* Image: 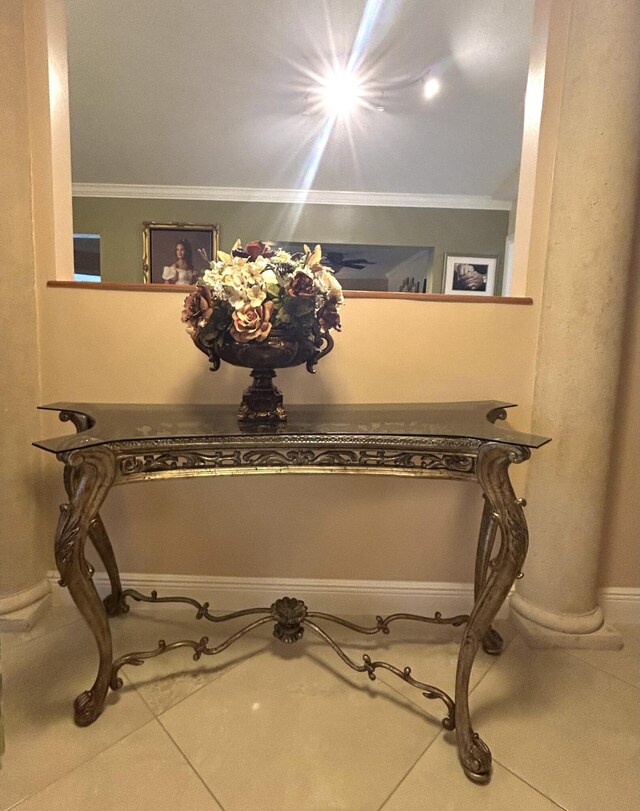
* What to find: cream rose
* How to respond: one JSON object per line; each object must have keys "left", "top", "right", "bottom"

{"left": 230, "top": 300, "right": 275, "bottom": 343}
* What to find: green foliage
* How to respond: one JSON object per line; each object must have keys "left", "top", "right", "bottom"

{"left": 274, "top": 308, "right": 291, "bottom": 326}
{"left": 200, "top": 300, "right": 232, "bottom": 340}
{"left": 272, "top": 293, "right": 316, "bottom": 335}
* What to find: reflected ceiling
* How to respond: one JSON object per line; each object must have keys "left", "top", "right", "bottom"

{"left": 66, "top": 0, "right": 534, "bottom": 199}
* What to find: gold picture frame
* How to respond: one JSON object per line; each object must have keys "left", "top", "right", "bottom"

{"left": 143, "top": 222, "right": 219, "bottom": 284}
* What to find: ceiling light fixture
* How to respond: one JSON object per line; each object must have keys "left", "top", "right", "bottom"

{"left": 318, "top": 69, "right": 364, "bottom": 116}
{"left": 304, "top": 65, "right": 443, "bottom": 117}
{"left": 423, "top": 76, "right": 441, "bottom": 100}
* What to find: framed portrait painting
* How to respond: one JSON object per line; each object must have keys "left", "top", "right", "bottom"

{"left": 442, "top": 254, "right": 499, "bottom": 296}
{"left": 143, "top": 222, "right": 219, "bottom": 285}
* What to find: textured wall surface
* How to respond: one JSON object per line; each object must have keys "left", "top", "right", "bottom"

{"left": 3, "top": 0, "right": 638, "bottom": 612}
{"left": 600, "top": 236, "right": 640, "bottom": 587}
{"left": 0, "top": 1, "right": 49, "bottom": 601}
{"left": 38, "top": 289, "right": 538, "bottom": 581}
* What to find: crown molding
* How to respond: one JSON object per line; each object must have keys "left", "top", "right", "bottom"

{"left": 72, "top": 183, "right": 513, "bottom": 211}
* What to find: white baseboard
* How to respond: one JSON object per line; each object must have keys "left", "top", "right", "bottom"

{"left": 47, "top": 571, "right": 494, "bottom": 618}
{"left": 599, "top": 588, "right": 640, "bottom": 625}
{"left": 47, "top": 572, "right": 639, "bottom": 624}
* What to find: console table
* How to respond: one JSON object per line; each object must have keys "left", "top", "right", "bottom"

{"left": 34, "top": 401, "right": 549, "bottom": 784}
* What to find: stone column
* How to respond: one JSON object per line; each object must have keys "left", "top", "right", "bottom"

{"left": 510, "top": 0, "right": 640, "bottom": 648}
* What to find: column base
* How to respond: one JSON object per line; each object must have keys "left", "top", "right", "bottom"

{"left": 0, "top": 578, "right": 52, "bottom": 631}
{"left": 0, "top": 592, "right": 51, "bottom": 631}
{"left": 510, "top": 596, "right": 622, "bottom": 650}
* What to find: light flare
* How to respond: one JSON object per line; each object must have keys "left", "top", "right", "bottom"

{"left": 318, "top": 69, "right": 364, "bottom": 116}
{"left": 273, "top": 0, "right": 392, "bottom": 237}
{"left": 423, "top": 77, "right": 441, "bottom": 100}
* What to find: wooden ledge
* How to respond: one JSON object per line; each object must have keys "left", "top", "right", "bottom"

{"left": 47, "top": 281, "right": 533, "bottom": 305}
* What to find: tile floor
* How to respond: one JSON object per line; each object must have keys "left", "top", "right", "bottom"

{"left": 1, "top": 602, "right": 638, "bottom": 810}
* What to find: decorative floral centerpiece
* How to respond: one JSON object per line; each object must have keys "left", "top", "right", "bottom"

{"left": 182, "top": 240, "right": 344, "bottom": 422}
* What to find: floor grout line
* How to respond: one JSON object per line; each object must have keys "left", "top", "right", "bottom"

{"left": 129, "top": 642, "right": 272, "bottom": 719}
{"left": 493, "top": 757, "right": 570, "bottom": 810}
{"left": 342, "top": 623, "right": 517, "bottom": 715}
{"left": 375, "top": 732, "right": 444, "bottom": 811}
{"left": 4, "top": 718, "right": 160, "bottom": 811}
{"left": 0, "top": 682, "right": 153, "bottom": 811}
{"left": 107, "top": 601, "right": 274, "bottom": 718}
{"left": 377, "top": 731, "right": 444, "bottom": 811}
{"left": 157, "top": 720, "right": 228, "bottom": 810}
{"left": 149, "top": 635, "right": 445, "bottom": 810}
{"left": 1, "top": 615, "right": 84, "bottom": 653}
{"left": 560, "top": 648, "right": 640, "bottom": 691}
{"left": 7, "top": 716, "right": 225, "bottom": 811}
{"left": 8, "top": 614, "right": 637, "bottom": 810}
{"left": 463, "top": 627, "right": 520, "bottom": 696}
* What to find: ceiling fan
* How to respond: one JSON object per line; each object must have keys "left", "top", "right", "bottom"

{"left": 323, "top": 252, "right": 377, "bottom": 274}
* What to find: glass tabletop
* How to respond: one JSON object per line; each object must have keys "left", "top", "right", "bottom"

{"left": 33, "top": 402, "right": 551, "bottom": 454}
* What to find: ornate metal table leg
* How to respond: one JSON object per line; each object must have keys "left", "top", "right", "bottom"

{"left": 56, "top": 446, "right": 117, "bottom": 726}
{"left": 455, "top": 443, "right": 529, "bottom": 783}
{"left": 89, "top": 515, "right": 128, "bottom": 616}
{"left": 64, "top": 466, "right": 127, "bottom": 617}
{"left": 475, "top": 495, "right": 503, "bottom": 655}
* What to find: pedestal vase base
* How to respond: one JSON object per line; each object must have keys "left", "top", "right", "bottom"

{"left": 238, "top": 369, "right": 287, "bottom": 422}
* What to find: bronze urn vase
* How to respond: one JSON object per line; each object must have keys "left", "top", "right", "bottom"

{"left": 194, "top": 328, "right": 334, "bottom": 422}
{"left": 183, "top": 239, "right": 343, "bottom": 424}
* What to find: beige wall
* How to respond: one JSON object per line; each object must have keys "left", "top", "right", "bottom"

{"left": 72, "top": 197, "right": 509, "bottom": 293}
{"left": 3, "top": 0, "right": 638, "bottom": 610}
{"left": 38, "top": 290, "right": 538, "bottom": 581}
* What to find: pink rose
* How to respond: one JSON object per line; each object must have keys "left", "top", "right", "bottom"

{"left": 181, "top": 286, "right": 214, "bottom": 335}
{"left": 245, "top": 241, "right": 274, "bottom": 261}
{"left": 286, "top": 270, "right": 315, "bottom": 298}
{"left": 317, "top": 300, "right": 341, "bottom": 331}
{"left": 231, "top": 241, "right": 274, "bottom": 261}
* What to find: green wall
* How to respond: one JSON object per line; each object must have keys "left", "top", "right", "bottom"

{"left": 72, "top": 197, "right": 510, "bottom": 292}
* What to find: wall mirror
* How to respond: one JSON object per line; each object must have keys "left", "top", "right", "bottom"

{"left": 66, "top": 0, "right": 535, "bottom": 296}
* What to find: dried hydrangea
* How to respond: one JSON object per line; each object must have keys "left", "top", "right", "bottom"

{"left": 183, "top": 239, "right": 344, "bottom": 345}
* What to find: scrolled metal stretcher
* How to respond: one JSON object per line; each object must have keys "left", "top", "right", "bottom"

{"left": 34, "top": 400, "right": 549, "bottom": 784}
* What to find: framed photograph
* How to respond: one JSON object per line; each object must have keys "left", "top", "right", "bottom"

{"left": 442, "top": 254, "right": 499, "bottom": 296}
{"left": 143, "top": 222, "right": 219, "bottom": 284}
